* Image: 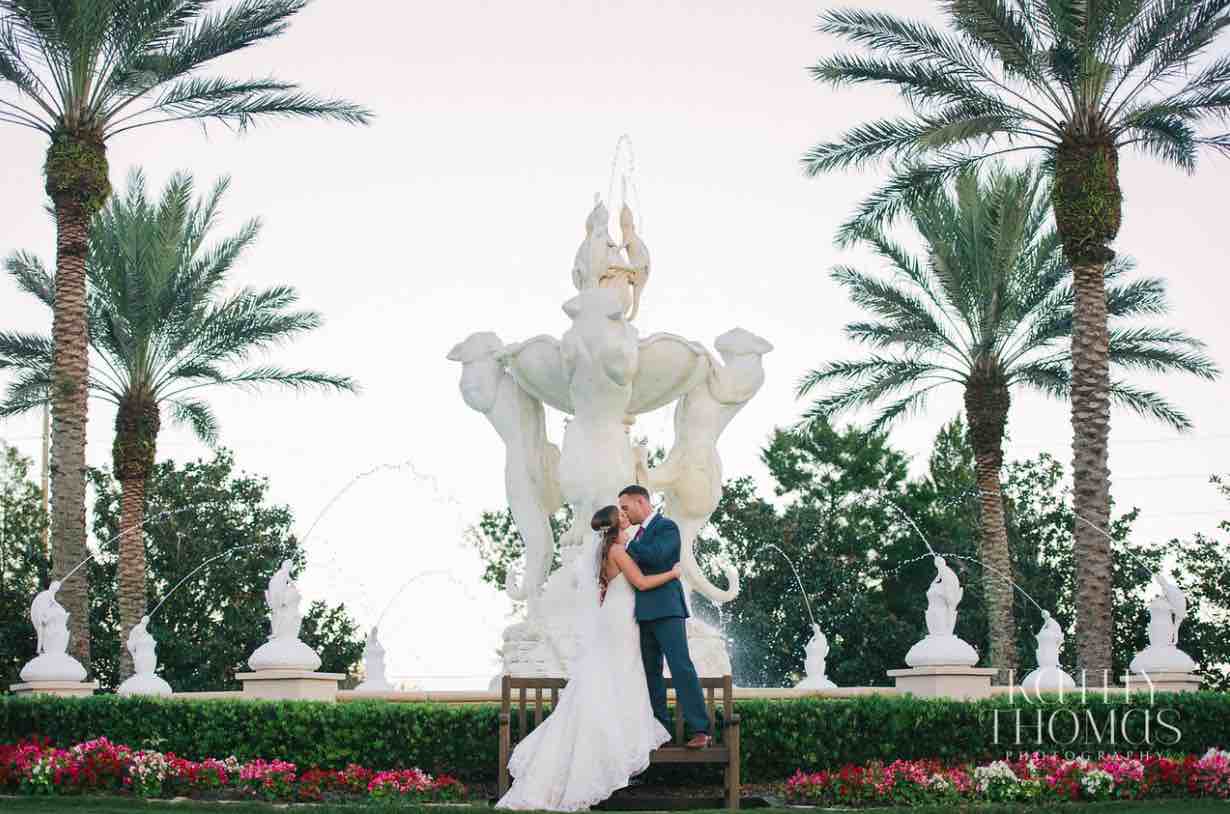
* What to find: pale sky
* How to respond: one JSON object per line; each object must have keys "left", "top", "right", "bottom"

{"left": 1, "top": 1, "right": 1227, "bottom": 689}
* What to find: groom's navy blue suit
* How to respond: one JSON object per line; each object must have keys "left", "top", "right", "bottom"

{"left": 626, "top": 512, "right": 709, "bottom": 737}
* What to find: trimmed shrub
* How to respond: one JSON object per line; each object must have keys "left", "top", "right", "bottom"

{"left": 2, "top": 691, "right": 1227, "bottom": 784}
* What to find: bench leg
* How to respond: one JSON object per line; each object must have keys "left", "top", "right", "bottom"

{"left": 727, "top": 725, "right": 740, "bottom": 809}
{"left": 498, "top": 717, "right": 510, "bottom": 798}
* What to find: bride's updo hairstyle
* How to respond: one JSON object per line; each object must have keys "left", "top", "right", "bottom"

{"left": 591, "top": 505, "right": 621, "bottom": 598}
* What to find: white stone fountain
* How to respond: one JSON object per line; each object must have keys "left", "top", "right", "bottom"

{"left": 452, "top": 192, "right": 771, "bottom": 680}
{"left": 795, "top": 624, "right": 837, "bottom": 689}
{"left": 888, "top": 556, "right": 996, "bottom": 698}
{"left": 11, "top": 580, "right": 98, "bottom": 697}
{"left": 1124, "top": 573, "right": 1201, "bottom": 692}
{"left": 117, "top": 616, "right": 173, "bottom": 697}
{"left": 1020, "top": 610, "right": 1076, "bottom": 693}
{"left": 237, "top": 560, "right": 343, "bottom": 700}
{"left": 354, "top": 626, "right": 396, "bottom": 692}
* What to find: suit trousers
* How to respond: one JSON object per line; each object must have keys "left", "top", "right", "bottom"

{"left": 638, "top": 616, "right": 709, "bottom": 736}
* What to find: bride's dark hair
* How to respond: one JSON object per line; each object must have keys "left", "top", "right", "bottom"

{"left": 591, "top": 505, "right": 621, "bottom": 599}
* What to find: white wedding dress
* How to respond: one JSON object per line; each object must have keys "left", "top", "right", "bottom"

{"left": 496, "top": 572, "right": 672, "bottom": 811}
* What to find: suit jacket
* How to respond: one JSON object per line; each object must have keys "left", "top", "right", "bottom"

{"left": 626, "top": 512, "right": 688, "bottom": 622}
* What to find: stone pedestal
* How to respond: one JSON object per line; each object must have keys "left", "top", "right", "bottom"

{"left": 236, "top": 670, "right": 343, "bottom": 701}
{"left": 1122, "top": 671, "right": 1202, "bottom": 693}
{"left": 888, "top": 666, "right": 998, "bottom": 700}
{"left": 10, "top": 681, "right": 98, "bottom": 697}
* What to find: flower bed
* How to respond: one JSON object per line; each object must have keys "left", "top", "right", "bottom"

{"left": 784, "top": 749, "right": 1230, "bottom": 807}
{"left": 0, "top": 737, "right": 466, "bottom": 803}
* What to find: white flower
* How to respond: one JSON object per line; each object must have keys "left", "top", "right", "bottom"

{"left": 974, "top": 761, "right": 1018, "bottom": 793}
{"left": 928, "top": 774, "right": 951, "bottom": 791}
{"left": 1081, "top": 768, "right": 1114, "bottom": 797}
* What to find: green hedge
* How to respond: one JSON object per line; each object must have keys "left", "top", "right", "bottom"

{"left": 2, "top": 692, "right": 1228, "bottom": 784}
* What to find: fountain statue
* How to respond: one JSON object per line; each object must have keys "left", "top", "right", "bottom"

{"left": 1130, "top": 573, "right": 1197, "bottom": 674}
{"left": 354, "top": 626, "right": 396, "bottom": 692}
{"left": 1020, "top": 610, "right": 1075, "bottom": 692}
{"left": 448, "top": 332, "right": 562, "bottom": 603}
{"left": 795, "top": 624, "right": 837, "bottom": 689}
{"left": 20, "top": 581, "right": 88, "bottom": 682}
{"left": 454, "top": 192, "right": 769, "bottom": 678}
{"left": 904, "top": 556, "right": 979, "bottom": 667}
{"left": 248, "top": 560, "right": 322, "bottom": 671}
{"left": 117, "top": 616, "right": 173, "bottom": 696}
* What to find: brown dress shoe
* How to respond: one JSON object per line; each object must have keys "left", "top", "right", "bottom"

{"left": 685, "top": 733, "right": 711, "bottom": 750}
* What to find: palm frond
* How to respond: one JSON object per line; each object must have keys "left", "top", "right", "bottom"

{"left": 164, "top": 365, "right": 356, "bottom": 397}
{"left": 1104, "top": 276, "right": 1168, "bottom": 317}
{"left": 830, "top": 265, "right": 950, "bottom": 341}
{"left": 818, "top": 8, "right": 989, "bottom": 78}
{"left": 1107, "top": 380, "right": 1194, "bottom": 430}
{"left": 0, "top": 330, "right": 52, "bottom": 372}
{"left": 168, "top": 397, "right": 219, "bottom": 445}
{"left": 944, "top": 0, "right": 1041, "bottom": 77}
{"left": 1108, "top": 327, "right": 1221, "bottom": 378}
{"left": 3, "top": 249, "right": 54, "bottom": 305}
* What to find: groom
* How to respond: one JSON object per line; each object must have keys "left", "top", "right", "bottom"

{"left": 618, "top": 485, "right": 711, "bottom": 749}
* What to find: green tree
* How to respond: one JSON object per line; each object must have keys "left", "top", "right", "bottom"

{"left": 469, "top": 506, "right": 570, "bottom": 602}
{"left": 1168, "top": 475, "right": 1230, "bottom": 691}
{"left": 795, "top": 164, "right": 1215, "bottom": 680}
{"left": 804, "top": 0, "right": 1230, "bottom": 676}
{"left": 2, "top": 169, "right": 355, "bottom": 678}
{"left": 86, "top": 449, "right": 363, "bottom": 691}
{"left": 700, "top": 421, "right": 933, "bottom": 687}
{"left": 0, "top": 0, "right": 370, "bottom": 666}
{"left": 0, "top": 441, "right": 50, "bottom": 685}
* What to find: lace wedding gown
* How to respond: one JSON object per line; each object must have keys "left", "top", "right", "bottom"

{"left": 496, "top": 572, "right": 672, "bottom": 811}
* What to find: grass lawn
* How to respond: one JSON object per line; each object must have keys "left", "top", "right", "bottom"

{"left": 3, "top": 798, "right": 1229, "bottom": 813}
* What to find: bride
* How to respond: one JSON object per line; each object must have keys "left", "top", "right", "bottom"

{"left": 496, "top": 505, "right": 681, "bottom": 811}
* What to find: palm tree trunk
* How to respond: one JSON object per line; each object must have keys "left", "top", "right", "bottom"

{"left": 1052, "top": 137, "right": 1120, "bottom": 684}
{"left": 964, "top": 374, "right": 1016, "bottom": 683}
{"left": 44, "top": 130, "right": 111, "bottom": 671}
{"left": 113, "top": 397, "right": 159, "bottom": 681}
{"left": 117, "top": 474, "right": 147, "bottom": 680}
{"left": 1070, "top": 260, "right": 1113, "bottom": 682}
{"left": 47, "top": 192, "right": 93, "bottom": 669}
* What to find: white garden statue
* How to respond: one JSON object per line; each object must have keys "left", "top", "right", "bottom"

{"left": 1130, "top": 573, "right": 1197, "bottom": 674}
{"left": 117, "top": 616, "right": 173, "bottom": 696}
{"left": 642, "top": 327, "right": 772, "bottom": 604}
{"left": 448, "top": 331, "right": 562, "bottom": 602}
{"left": 355, "top": 626, "right": 396, "bottom": 692}
{"left": 454, "top": 190, "right": 768, "bottom": 679}
{"left": 904, "top": 556, "right": 979, "bottom": 667}
{"left": 1020, "top": 611, "right": 1076, "bottom": 692}
{"left": 795, "top": 624, "right": 837, "bottom": 690}
{"left": 20, "top": 581, "right": 88, "bottom": 682}
{"left": 248, "top": 560, "right": 322, "bottom": 671}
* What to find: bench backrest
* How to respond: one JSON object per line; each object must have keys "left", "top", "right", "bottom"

{"left": 500, "top": 675, "right": 734, "bottom": 747}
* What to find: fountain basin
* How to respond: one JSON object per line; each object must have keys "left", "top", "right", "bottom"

{"left": 118, "top": 672, "right": 174, "bottom": 697}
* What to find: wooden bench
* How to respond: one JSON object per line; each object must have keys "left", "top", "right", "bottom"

{"left": 498, "top": 675, "right": 741, "bottom": 809}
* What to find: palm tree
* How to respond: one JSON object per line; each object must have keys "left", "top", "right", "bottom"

{"left": 795, "top": 164, "right": 1218, "bottom": 680}
{"left": 0, "top": 0, "right": 369, "bottom": 664}
{"left": 802, "top": 1, "right": 1230, "bottom": 676}
{"left": 1, "top": 169, "right": 356, "bottom": 678}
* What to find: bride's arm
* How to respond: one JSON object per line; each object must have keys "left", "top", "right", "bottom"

{"left": 610, "top": 545, "right": 681, "bottom": 591}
